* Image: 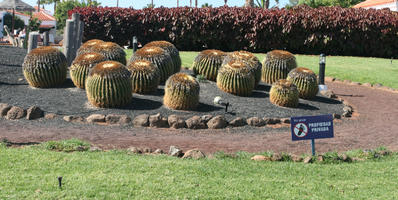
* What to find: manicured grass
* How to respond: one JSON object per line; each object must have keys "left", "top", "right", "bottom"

{"left": 125, "top": 50, "right": 398, "bottom": 88}
{"left": 1, "top": 144, "right": 398, "bottom": 199}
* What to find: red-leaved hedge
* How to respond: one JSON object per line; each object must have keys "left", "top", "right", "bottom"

{"left": 71, "top": 6, "right": 398, "bottom": 58}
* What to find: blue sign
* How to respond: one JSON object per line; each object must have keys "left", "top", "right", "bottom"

{"left": 291, "top": 114, "right": 334, "bottom": 141}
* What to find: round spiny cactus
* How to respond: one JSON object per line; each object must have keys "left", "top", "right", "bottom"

{"left": 192, "top": 49, "right": 226, "bottom": 81}
{"left": 144, "top": 41, "right": 181, "bottom": 73}
{"left": 77, "top": 39, "right": 104, "bottom": 56}
{"left": 130, "top": 46, "right": 174, "bottom": 82}
{"left": 164, "top": 73, "right": 200, "bottom": 110}
{"left": 22, "top": 46, "right": 68, "bottom": 88}
{"left": 216, "top": 60, "right": 255, "bottom": 96}
{"left": 223, "top": 50, "right": 262, "bottom": 87}
{"left": 91, "top": 42, "right": 126, "bottom": 65}
{"left": 70, "top": 52, "right": 107, "bottom": 89}
{"left": 127, "top": 60, "right": 160, "bottom": 94}
{"left": 287, "top": 67, "right": 319, "bottom": 99}
{"left": 269, "top": 79, "right": 299, "bottom": 108}
{"left": 86, "top": 61, "right": 132, "bottom": 108}
{"left": 261, "top": 50, "right": 297, "bottom": 84}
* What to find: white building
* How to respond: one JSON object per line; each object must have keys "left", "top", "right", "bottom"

{"left": 353, "top": 0, "right": 398, "bottom": 11}
{"left": 0, "top": 10, "right": 30, "bottom": 38}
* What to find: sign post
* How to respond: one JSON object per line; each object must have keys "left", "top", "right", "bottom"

{"left": 291, "top": 114, "right": 334, "bottom": 156}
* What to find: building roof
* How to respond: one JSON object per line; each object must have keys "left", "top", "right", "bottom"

{"left": 353, "top": 0, "right": 396, "bottom": 8}
{"left": 33, "top": 10, "right": 55, "bottom": 21}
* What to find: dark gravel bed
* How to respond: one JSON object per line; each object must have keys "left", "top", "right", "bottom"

{"left": 0, "top": 47, "right": 344, "bottom": 121}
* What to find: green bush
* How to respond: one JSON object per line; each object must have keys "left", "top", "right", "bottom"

{"left": 41, "top": 139, "right": 90, "bottom": 152}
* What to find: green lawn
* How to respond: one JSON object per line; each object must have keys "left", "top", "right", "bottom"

{"left": 126, "top": 50, "right": 398, "bottom": 89}
{"left": 1, "top": 143, "right": 398, "bottom": 199}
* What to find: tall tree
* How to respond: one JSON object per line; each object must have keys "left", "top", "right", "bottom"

{"left": 40, "top": 0, "right": 61, "bottom": 14}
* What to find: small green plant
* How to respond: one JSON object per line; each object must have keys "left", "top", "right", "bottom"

{"left": 41, "top": 139, "right": 90, "bottom": 152}
{"left": 195, "top": 74, "right": 207, "bottom": 82}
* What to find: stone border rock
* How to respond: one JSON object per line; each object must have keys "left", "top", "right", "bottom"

{"left": 0, "top": 87, "right": 355, "bottom": 129}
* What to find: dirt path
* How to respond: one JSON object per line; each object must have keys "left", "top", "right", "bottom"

{"left": 1, "top": 81, "right": 398, "bottom": 154}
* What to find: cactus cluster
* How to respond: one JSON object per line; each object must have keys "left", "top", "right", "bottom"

{"left": 269, "top": 79, "right": 299, "bottom": 108}
{"left": 130, "top": 46, "right": 174, "bottom": 82}
{"left": 127, "top": 60, "right": 161, "bottom": 94}
{"left": 287, "top": 67, "right": 319, "bottom": 99}
{"left": 192, "top": 49, "right": 226, "bottom": 81}
{"left": 91, "top": 42, "right": 126, "bottom": 65}
{"left": 85, "top": 61, "right": 132, "bottom": 108}
{"left": 216, "top": 60, "right": 255, "bottom": 96}
{"left": 261, "top": 50, "right": 297, "bottom": 84}
{"left": 77, "top": 39, "right": 104, "bottom": 56}
{"left": 22, "top": 46, "right": 68, "bottom": 88}
{"left": 70, "top": 52, "right": 107, "bottom": 89}
{"left": 164, "top": 73, "right": 200, "bottom": 110}
{"left": 144, "top": 41, "right": 181, "bottom": 73}
{"left": 223, "top": 50, "right": 262, "bottom": 87}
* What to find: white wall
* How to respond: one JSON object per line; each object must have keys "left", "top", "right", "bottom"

{"left": 367, "top": 2, "right": 398, "bottom": 11}
{"left": 0, "top": 11, "right": 5, "bottom": 38}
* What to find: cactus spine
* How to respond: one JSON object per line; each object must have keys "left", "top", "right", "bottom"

{"left": 91, "top": 42, "right": 127, "bottom": 65}
{"left": 85, "top": 61, "right": 132, "bottom": 108}
{"left": 70, "top": 52, "right": 107, "bottom": 89}
{"left": 164, "top": 73, "right": 200, "bottom": 110}
{"left": 269, "top": 79, "right": 299, "bottom": 108}
{"left": 287, "top": 67, "right": 319, "bottom": 99}
{"left": 22, "top": 46, "right": 68, "bottom": 88}
{"left": 223, "top": 50, "right": 262, "bottom": 87}
{"left": 144, "top": 41, "right": 181, "bottom": 73}
{"left": 127, "top": 60, "right": 161, "bottom": 94}
{"left": 77, "top": 39, "right": 104, "bottom": 56}
{"left": 192, "top": 49, "right": 226, "bottom": 81}
{"left": 261, "top": 50, "right": 297, "bottom": 84}
{"left": 130, "top": 46, "right": 174, "bottom": 82}
{"left": 216, "top": 60, "right": 255, "bottom": 96}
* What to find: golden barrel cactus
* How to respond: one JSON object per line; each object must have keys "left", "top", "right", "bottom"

{"left": 216, "top": 60, "right": 255, "bottom": 96}
{"left": 261, "top": 50, "right": 297, "bottom": 84}
{"left": 223, "top": 50, "right": 262, "bottom": 87}
{"left": 85, "top": 61, "right": 132, "bottom": 108}
{"left": 192, "top": 49, "right": 226, "bottom": 81}
{"left": 130, "top": 46, "right": 174, "bottom": 82}
{"left": 22, "top": 46, "right": 68, "bottom": 88}
{"left": 287, "top": 67, "right": 319, "bottom": 99}
{"left": 269, "top": 79, "right": 299, "bottom": 108}
{"left": 70, "top": 52, "right": 107, "bottom": 89}
{"left": 127, "top": 60, "right": 161, "bottom": 94}
{"left": 77, "top": 39, "right": 104, "bottom": 56}
{"left": 164, "top": 73, "right": 200, "bottom": 110}
{"left": 144, "top": 41, "right": 181, "bottom": 73}
{"left": 91, "top": 42, "right": 126, "bottom": 65}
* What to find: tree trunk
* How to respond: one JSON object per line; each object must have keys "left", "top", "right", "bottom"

{"left": 177, "top": 0, "right": 179, "bottom": 7}
{"left": 190, "top": 0, "right": 192, "bottom": 7}
{"left": 265, "top": 0, "right": 270, "bottom": 8}
{"left": 54, "top": 1, "right": 57, "bottom": 14}
{"left": 37, "top": 0, "right": 40, "bottom": 12}
{"left": 195, "top": 0, "right": 197, "bottom": 7}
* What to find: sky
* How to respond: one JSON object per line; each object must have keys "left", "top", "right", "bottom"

{"left": 22, "top": 0, "right": 288, "bottom": 14}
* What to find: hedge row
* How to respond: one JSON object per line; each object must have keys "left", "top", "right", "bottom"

{"left": 71, "top": 6, "right": 398, "bottom": 58}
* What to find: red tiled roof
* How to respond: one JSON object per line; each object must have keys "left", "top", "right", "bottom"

{"left": 33, "top": 11, "right": 56, "bottom": 21}
{"left": 353, "top": 0, "right": 396, "bottom": 8}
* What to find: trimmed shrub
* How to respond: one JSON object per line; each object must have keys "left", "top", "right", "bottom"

{"left": 72, "top": 6, "right": 398, "bottom": 58}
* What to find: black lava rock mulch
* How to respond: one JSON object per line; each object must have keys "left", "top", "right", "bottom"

{"left": 0, "top": 47, "right": 344, "bottom": 121}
